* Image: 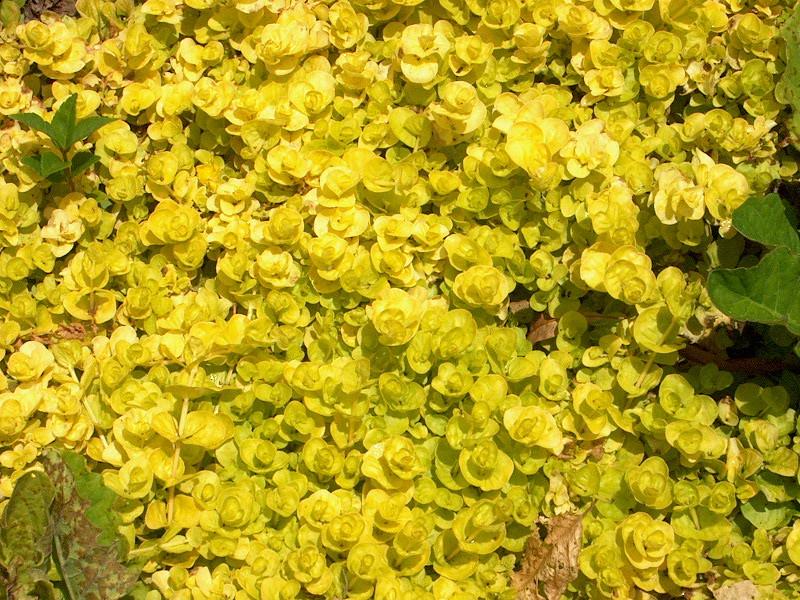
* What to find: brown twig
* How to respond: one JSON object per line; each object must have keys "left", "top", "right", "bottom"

{"left": 12, "top": 323, "right": 87, "bottom": 350}
{"left": 678, "top": 344, "right": 800, "bottom": 374}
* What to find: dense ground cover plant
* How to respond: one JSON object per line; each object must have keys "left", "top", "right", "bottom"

{"left": 1, "top": 0, "right": 800, "bottom": 598}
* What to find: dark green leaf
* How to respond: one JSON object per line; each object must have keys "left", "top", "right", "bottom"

{"left": 731, "top": 193, "right": 800, "bottom": 252}
{"left": 42, "top": 450, "right": 139, "bottom": 600}
{"left": 39, "top": 152, "right": 70, "bottom": 177}
{"left": 708, "top": 247, "right": 800, "bottom": 335}
{"left": 46, "top": 170, "right": 69, "bottom": 184}
{"left": 20, "top": 152, "right": 69, "bottom": 178}
{"left": 71, "top": 116, "right": 115, "bottom": 145}
{"left": 20, "top": 154, "right": 46, "bottom": 177}
{"left": 49, "top": 94, "right": 78, "bottom": 151}
{"left": 9, "top": 112, "right": 56, "bottom": 140}
{"left": 20, "top": 151, "right": 73, "bottom": 181}
{"left": 71, "top": 151, "right": 101, "bottom": 177}
{"left": 0, "top": 470, "right": 55, "bottom": 596}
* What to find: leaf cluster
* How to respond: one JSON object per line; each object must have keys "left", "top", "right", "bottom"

{"left": 10, "top": 94, "right": 113, "bottom": 185}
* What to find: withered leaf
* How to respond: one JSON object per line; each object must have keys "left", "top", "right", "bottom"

{"left": 512, "top": 511, "right": 584, "bottom": 600}
{"left": 0, "top": 470, "right": 55, "bottom": 599}
{"left": 42, "top": 450, "right": 139, "bottom": 600}
{"left": 21, "top": 0, "right": 76, "bottom": 21}
{"left": 527, "top": 314, "right": 559, "bottom": 345}
{"left": 509, "top": 299, "right": 532, "bottom": 315}
{"left": 712, "top": 581, "right": 759, "bottom": 600}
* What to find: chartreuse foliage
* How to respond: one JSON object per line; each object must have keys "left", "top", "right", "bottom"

{"left": 1, "top": 0, "right": 800, "bottom": 599}
{"left": 708, "top": 193, "right": 800, "bottom": 347}
{"left": 0, "top": 449, "right": 138, "bottom": 600}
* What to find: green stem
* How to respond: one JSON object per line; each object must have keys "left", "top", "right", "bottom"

{"left": 167, "top": 396, "right": 190, "bottom": 524}
{"left": 53, "top": 530, "right": 78, "bottom": 600}
{"left": 635, "top": 316, "right": 680, "bottom": 389}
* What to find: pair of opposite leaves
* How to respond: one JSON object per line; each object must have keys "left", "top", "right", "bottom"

{"left": 10, "top": 94, "right": 113, "bottom": 183}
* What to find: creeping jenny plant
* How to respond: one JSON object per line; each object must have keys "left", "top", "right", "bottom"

{"left": 2, "top": 0, "right": 800, "bottom": 599}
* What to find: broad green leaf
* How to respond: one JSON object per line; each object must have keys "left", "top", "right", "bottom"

{"left": 781, "top": 3, "right": 800, "bottom": 142}
{"left": 46, "top": 170, "right": 70, "bottom": 184}
{"left": 707, "top": 246, "right": 800, "bottom": 335}
{"left": 10, "top": 95, "right": 114, "bottom": 153}
{"left": 20, "top": 154, "right": 46, "bottom": 177}
{"left": 20, "top": 152, "right": 70, "bottom": 179}
{"left": 731, "top": 193, "right": 800, "bottom": 252}
{"left": 71, "top": 151, "right": 101, "bottom": 177}
{"left": 9, "top": 112, "right": 56, "bottom": 140}
{"left": 42, "top": 450, "right": 139, "bottom": 600}
{"left": 49, "top": 94, "right": 78, "bottom": 151}
{"left": 71, "top": 116, "right": 115, "bottom": 145}
{"left": 0, "top": 470, "right": 55, "bottom": 596}
{"left": 39, "top": 152, "right": 70, "bottom": 177}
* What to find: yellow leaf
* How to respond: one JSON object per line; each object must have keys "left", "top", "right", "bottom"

{"left": 62, "top": 290, "right": 117, "bottom": 323}
{"left": 181, "top": 411, "right": 234, "bottom": 449}
{"left": 151, "top": 411, "right": 179, "bottom": 443}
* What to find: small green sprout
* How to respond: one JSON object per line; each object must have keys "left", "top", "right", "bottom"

{"left": 10, "top": 93, "right": 114, "bottom": 186}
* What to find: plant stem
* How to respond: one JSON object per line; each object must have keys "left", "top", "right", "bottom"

{"left": 635, "top": 316, "right": 679, "bottom": 389}
{"left": 167, "top": 396, "right": 190, "bottom": 524}
{"left": 53, "top": 529, "right": 78, "bottom": 600}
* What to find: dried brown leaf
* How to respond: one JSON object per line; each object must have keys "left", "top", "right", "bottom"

{"left": 712, "top": 581, "right": 758, "bottom": 600}
{"left": 512, "top": 511, "right": 584, "bottom": 600}
{"left": 588, "top": 439, "right": 605, "bottom": 461}
{"left": 509, "top": 299, "right": 531, "bottom": 315}
{"left": 527, "top": 314, "right": 559, "bottom": 345}
{"left": 21, "top": 0, "right": 76, "bottom": 20}
{"left": 13, "top": 323, "right": 86, "bottom": 350}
